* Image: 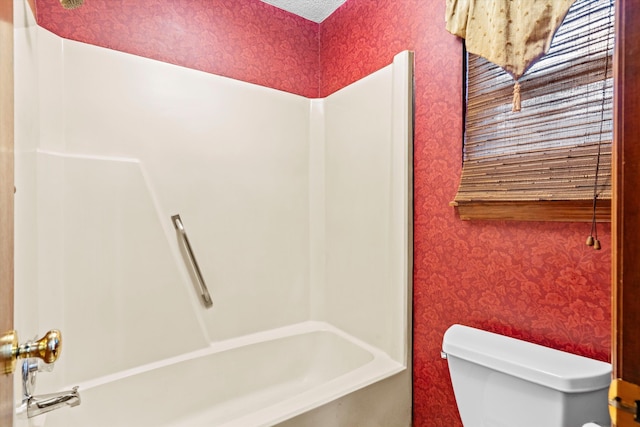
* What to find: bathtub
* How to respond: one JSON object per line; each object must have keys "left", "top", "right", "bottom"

{"left": 39, "top": 322, "right": 405, "bottom": 427}
{"left": 14, "top": 5, "right": 413, "bottom": 424}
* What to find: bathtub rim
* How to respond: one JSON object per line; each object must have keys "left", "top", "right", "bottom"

{"left": 50, "top": 320, "right": 405, "bottom": 427}
{"left": 69, "top": 320, "right": 406, "bottom": 392}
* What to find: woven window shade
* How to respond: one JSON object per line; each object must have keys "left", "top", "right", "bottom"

{"left": 452, "top": 0, "right": 614, "bottom": 221}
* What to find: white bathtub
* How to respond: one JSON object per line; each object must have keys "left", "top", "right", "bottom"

{"left": 14, "top": 6, "right": 413, "bottom": 424}
{"left": 39, "top": 322, "right": 404, "bottom": 427}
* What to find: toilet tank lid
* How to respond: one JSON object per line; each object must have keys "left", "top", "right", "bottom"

{"left": 442, "top": 325, "right": 611, "bottom": 393}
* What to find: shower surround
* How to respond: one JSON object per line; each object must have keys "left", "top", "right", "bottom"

{"left": 13, "top": 3, "right": 413, "bottom": 425}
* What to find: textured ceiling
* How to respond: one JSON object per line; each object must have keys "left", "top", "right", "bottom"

{"left": 260, "top": 0, "right": 346, "bottom": 23}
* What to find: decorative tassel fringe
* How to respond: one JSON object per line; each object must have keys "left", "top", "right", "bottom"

{"left": 512, "top": 81, "right": 521, "bottom": 112}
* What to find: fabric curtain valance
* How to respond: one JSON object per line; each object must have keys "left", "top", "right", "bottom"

{"left": 445, "top": 0, "right": 575, "bottom": 110}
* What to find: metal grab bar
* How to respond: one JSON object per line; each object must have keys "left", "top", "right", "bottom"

{"left": 171, "top": 214, "right": 213, "bottom": 308}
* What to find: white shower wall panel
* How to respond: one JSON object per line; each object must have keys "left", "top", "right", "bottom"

{"left": 321, "top": 65, "right": 396, "bottom": 358}
{"left": 12, "top": 24, "right": 313, "bottom": 386}
{"left": 36, "top": 28, "right": 65, "bottom": 152}
{"left": 58, "top": 155, "right": 208, "bottom": 385}
{"left": 13, "top": 2, "right": 39, "bottom": 342}
{"left": 16, "top": 21, "right": 411, "bottom": 399}
{"left": 58, "top": 34, "right": 312, "bottom": 344}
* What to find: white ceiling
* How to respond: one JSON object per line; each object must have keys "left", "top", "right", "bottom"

{"left": 260, "top": 0, "right": 347, "bottom": 23}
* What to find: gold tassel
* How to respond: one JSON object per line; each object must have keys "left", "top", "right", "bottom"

{"left": 512, "top": 81, "right": 521, "bottom": 112}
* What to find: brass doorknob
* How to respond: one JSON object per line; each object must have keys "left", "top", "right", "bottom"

{"left": 1, "top": 330, "right": 62, "bottom": 375}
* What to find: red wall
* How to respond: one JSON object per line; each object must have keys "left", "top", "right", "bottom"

{"left": 33, "top": 0, "right": 319, "bottom": 98}
{"left": 320, "top": 2, "right": 611, "bottom": 425}
{"left": 34, "top": 1, "right": 612, "bottom": 425}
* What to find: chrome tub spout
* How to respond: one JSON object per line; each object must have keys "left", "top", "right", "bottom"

{"left": 27, "top": 386, "right": 81, "bottom": 418}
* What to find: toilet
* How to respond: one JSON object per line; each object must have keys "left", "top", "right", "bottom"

{"left": 442, "top": 324, "right": 612, "bottom": 427}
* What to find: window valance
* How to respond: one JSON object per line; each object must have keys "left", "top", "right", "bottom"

{"left": 445, "top": 0, "right": 575, "bottom": 110}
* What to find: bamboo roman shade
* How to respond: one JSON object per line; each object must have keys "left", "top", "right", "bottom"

{"left": 452, "top": 0, "right": 614, "bottom": 220}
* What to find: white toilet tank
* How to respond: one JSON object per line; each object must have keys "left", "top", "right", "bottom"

{"left": 442, "top": 324, "right": 612, "bottom": 427}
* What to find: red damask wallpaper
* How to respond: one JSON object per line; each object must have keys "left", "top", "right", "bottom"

{"left": 33, "top": 1, "right": 612, "bottom": 425}
{"left": 33, "top": 0, "right": 319, "bottom": 98}
{"left": 320, "top": 1, "right": 611, "bottom": 425}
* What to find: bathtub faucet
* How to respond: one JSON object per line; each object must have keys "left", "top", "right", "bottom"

{"left": 26, "top": 386, "right": 81, "bottom": 418}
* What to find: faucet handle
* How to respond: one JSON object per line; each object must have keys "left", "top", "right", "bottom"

{"left": 1, "top": 330, "right": 62, "bottom": 375}
{"left": 21, "top": 357, "right": 56, "bottom": 398}
{"left": 37, "top": 359, "right": 55, "bottom": 373}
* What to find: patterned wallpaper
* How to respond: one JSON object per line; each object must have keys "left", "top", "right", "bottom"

{"left": 320, "top": 1, "right": 611, "bottom": 425}
{"left": 33, "top": 0, "right": 319, "bottom": 98}
{"left": 34, "top": 0, "right": 612, "bottom": 425}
